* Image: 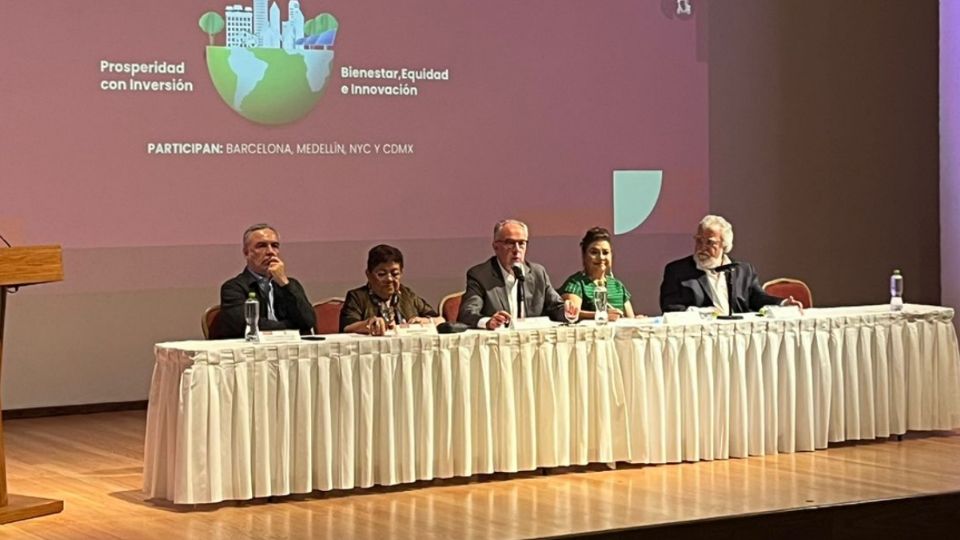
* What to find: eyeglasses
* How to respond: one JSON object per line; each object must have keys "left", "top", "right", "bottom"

{"left": 373, "top": 269, "right": 403, "bottom": 280}
{"left": 694, "top": 236, "right": 722, "bottom": 249}
{"left": 496, "top": 239, "right": 528, "bottom": 249}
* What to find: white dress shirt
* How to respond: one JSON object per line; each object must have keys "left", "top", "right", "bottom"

{"left": 477, "top": 261, "right": 524, "bottom": 329}
{"left": 696, "top": 255, "right": 731, "bottom": 315}
{"left": 247, "top": 269, "right": 277, "bottom": 321}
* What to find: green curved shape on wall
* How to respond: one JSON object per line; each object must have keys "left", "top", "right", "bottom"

{"left": 613, "top": 170, "right": 663, "bottom": 234}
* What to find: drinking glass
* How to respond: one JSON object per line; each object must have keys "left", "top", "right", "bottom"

{"left": 563, "top": 300, "right": 580, "bottom": 325}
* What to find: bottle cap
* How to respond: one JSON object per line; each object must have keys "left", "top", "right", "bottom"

{"left": 248, "top": 292, "right": 257, "bottom": 299}
{"left": 893, "top": 269, "right": 901, "bottom": 275}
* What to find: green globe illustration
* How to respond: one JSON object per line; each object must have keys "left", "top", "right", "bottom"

{"left": 206, "top": 46, "right": 334, "bottom": 125}
{"left": 198, "top": 3, "right": 339, "bottom": 126}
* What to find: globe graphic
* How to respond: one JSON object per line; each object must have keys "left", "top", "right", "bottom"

{"left": 206, "top": 46, "right": 335, "bottom": 125}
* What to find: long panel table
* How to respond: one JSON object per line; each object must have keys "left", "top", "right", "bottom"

{"left": 143, "top": 305, "right": 960, "bottom": 504}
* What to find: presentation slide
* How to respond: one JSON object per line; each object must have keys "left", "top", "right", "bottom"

{"left": 2, "top": 0, "right": 707, "bottom": 252}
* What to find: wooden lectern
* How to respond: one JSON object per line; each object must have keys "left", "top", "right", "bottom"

{"left": 0, "top": 246, "right": 65, "bottom": 523}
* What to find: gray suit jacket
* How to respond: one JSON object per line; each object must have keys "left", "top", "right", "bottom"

{"left": 458, "top": 257, "right": 566, "bottom": 327}
{"left": 659, "top": 255, "right": 783, "bottom": 313}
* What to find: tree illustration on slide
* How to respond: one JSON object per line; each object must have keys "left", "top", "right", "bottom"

{"left": 198, "top": 12, "right": 225, "bottom": 45}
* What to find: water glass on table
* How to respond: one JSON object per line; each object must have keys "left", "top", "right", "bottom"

{"left": 563, "top": 299, "right": 580, "bottom": 325}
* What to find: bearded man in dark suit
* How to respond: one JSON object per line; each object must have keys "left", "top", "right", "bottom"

{"left": 659, "top": 215, "right": 802, "bottom": 314}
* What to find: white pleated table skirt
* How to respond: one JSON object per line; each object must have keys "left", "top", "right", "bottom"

{"left": 143, "top": 304, "right": 960, "bottom": 504}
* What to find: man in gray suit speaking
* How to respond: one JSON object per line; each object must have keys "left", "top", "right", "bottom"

{"left": 458, "top": 219, "right": 567, "bottom": 329}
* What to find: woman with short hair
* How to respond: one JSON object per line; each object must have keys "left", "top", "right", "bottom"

{"left": 339, "top": 244, "right": 442, "bottom": 335}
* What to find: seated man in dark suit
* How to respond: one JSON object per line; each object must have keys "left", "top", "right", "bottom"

{"left": 210, "top": 223, "right": 316, "bottom": 339}
{"left": 659, "top": 215, "right": 802, "bottom": 314}
{"left": 458, "top": 219, "right": 567, "bottom": 329}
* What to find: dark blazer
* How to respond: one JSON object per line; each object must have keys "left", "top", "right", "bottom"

{"left": 659, "top": 255, "right": 783, "bottom": 314}
{"left": 458, "top": 257, "right": 565, "bottom": 327}
{"left": 211, "top": 269, "right": 316, "bottom": 339}
{"left": 338, "top": 284, "right": 439, "bottom": 332}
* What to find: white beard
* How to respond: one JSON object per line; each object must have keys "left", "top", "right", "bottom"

{"left": 696, "top": 252, "right": 723, "bottom": 270}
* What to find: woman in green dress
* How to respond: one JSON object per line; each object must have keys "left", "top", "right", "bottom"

{"left": 559, "top": 227, "right": 636, "bottom": 320}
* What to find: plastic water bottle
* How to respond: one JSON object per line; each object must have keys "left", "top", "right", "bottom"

{"left": 890, "top": 269, "right": 904, "bottom": 312}
{"left": 594, "top": 283, "right": 609, "bottom": 325}
{"left": 244, "top": 292, "right": 260, "bottom": 341}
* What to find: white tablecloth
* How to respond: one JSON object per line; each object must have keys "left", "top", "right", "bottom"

{"left": 143, "top": 305, "right": 960, "bottom": 504}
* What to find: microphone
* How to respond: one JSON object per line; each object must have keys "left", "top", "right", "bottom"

{"left": 713, "top": 261, "right": 743, "bottom": 320}
{"left": 713, "top": 261, "right": 739, "bottom": 273}
{"left": 512, "top": 264, "right": 526, "bottom": 320}
{"left": 437, "top": 321, "right": 469, "bottom": 334}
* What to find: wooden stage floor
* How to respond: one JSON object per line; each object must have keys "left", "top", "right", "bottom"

{"left": 0, "top": 411, "right": 959, "bottom": 539}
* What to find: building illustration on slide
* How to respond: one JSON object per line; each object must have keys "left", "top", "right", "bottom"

{"left": 198, "top": 1, "right": 339, "bottom": 125}
{"left": 223, "top": 0, "right": 337, "bottom": 50}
